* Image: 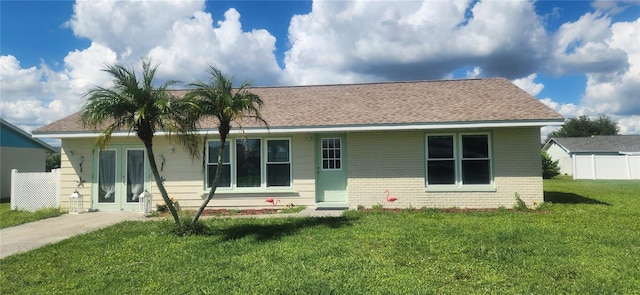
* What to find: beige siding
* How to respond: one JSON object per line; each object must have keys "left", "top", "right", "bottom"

{"left": 59, "top": 135, "right": 316, "bottom": 211}
{"left": 59, "top": 127, "right": 544, "bottom": 211}
{"left": 204, "top": 133, "right": 316, "bottom": 208}
{"left": 347, "top": 127, "right": 543, "bottom": 209}
{"left": 59, "top": 138, "right": 95, "bottom": 211}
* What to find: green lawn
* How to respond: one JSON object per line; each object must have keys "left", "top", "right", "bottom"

{"left": 1, "top": 179, "right": 639, "bottom": 294}
{"left": 0, "top": 203, "right": 64, "bottom": 229}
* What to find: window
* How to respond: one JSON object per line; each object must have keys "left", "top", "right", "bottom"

{"left": 427, "top": 135, "right": 455, "bottom": 184}
{"left": 206, "top": 138, "right": 291, "bottom": 189}
{"left": 321, "top": 138, "right": 342, "bottom": 170}
{"left": 267, "top": 140, "right": 291, "bottom": 187}
{"left": 236, "top": 139, "right": 261, "bottom": 187}
{"left": 426, "top": 133, "right": 492, "bottom": 188}
{"left": 207, "top": 141, "right": 231, "bottom": 188}
{"left": 461, "top": 135, "right": 491, "bottom": 185}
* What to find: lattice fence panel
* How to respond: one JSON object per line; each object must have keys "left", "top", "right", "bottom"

{"left": 11, "top": 169, "right": 61, "bottom": 212}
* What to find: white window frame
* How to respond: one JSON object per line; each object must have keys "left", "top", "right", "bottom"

{"left": 265, "top": 139, "right": 292, "bottom": 188}
{"left": 205, "top": 137, "right": 293, "bottom": 192}
{"left": 205, "top": 140, "right": 231, "bottom": 189}
{"left": 425, "top": 132, "right": 495, "bottom": 192}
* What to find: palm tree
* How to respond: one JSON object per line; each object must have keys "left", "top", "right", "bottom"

{"left": 185, "top": 66, "right": 267, "bottom": 223}
{"left": 80, "top": 60, "right": 198, "bottom": 225}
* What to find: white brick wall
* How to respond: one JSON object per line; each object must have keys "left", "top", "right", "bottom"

{"left": 347, "top": 127, "right": 544, "bottom": 209}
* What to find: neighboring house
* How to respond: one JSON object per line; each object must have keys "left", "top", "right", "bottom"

{"left": 32, "top": 78, "right": 563, "bottom": 211}
{"left": 543, "top": 135, "right": 640, "bottom": 180}
{"left": 1, "top": 118, "right": 57, "bottom": 201}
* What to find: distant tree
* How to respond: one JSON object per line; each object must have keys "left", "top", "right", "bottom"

{"left": 46, "top": 154, "right": 60, "bottom": 172}
{"left": 541, "top": 150, "right": 560, "bottom": 179}
{"left": 547, "top": 115, "right": 619, "bottom": 139}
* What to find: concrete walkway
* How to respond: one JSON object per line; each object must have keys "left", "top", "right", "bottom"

{"left": 0, "top": 208, "right": 345, "bottom": 259}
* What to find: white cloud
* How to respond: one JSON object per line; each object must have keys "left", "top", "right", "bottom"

{"left": 1, "top": 1, "right": 284, "bottom": 134}
{"left": 538, "top": 14, "right": 640, "bottom": 136}
{"left": 67, "top": 0, "right": 204, "bottom": 60}
{"left": 0, "top": 56, "right": 52, "bottom": 131}
{"left": 60, "top": 42, "right": 117, "bottom": 92}
{"left": 67, "top": 1, "right": 282, "bottom": 84}
{"left": 550, "top": 12, "right": 628, "bottom": 75}
{"left": 539, "top": 97, "right": 593, "bottom": 118}
{"left": 616, "top": 116, "right": 640, "bottom": 134}
{"left": 283, "top": 0, "right": 548, "bottom": 84}
{"left": 0, "top": 43, "right": 118, "bottom": 132}
{"left": 147, "top": 9, "right": 282, "bottom": 85}
{"left": 512, "top": 74, "right": 544, "bottom": 96}
{"left": 0, "top": 55, "right": 42, "bottom": 101}
{"left": 3, "top": 0, "right": 639, "bottom": 138}
{"left": 581, "top": 18, "right": 640, "bottom": 116}
{"left": 465, "top": 67, "right": 482, "bottom": 79}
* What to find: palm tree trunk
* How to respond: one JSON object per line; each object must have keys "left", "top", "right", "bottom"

{"left": 145, "top": 144, "right": 180, "bottom": 224}
{"left": 192, "top": 134, "right": 227, "bottom": 223}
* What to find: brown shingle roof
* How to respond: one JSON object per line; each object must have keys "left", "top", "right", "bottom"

{"left": 33, "top": 78, "right": 563, "bottom": 134}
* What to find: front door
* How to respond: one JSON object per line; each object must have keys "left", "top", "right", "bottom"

{"left": 315, "top": 134, "right": 348, "bottom": 207}
{"left": 94, "top": 146, "right": 148, "bottom": 211}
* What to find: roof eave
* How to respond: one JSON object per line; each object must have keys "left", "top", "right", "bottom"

{"left": 1, "top": 118, "right": 57, "bottom": 152}
{"left": 32, "top": 119, "right": 565, "bottom": 139}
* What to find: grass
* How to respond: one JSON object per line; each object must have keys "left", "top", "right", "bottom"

{"left": 0, "top": 203, "right": 65, "bottom": 229}
{"left": 1, "top": 179, "right": 639, "bottom": 294}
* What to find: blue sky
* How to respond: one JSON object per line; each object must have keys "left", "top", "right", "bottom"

{"left": 1, "top": 0, "right": 639, "bottom": 144}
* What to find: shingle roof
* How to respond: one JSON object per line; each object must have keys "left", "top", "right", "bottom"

{"left": 548, "top": 135, "right": 640, "bottom": 153}
{"left": 33, "top": 78, "right": 563, "bottom": 135}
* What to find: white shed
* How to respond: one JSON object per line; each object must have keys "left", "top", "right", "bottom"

{"left": 542, "top": 135, "right": 640, "bottom": 180}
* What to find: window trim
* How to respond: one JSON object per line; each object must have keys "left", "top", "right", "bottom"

{"left": 206, "top": 140, "right": 231, "bottom": 189}
{"left": 425, "top": 132, "right": 495, "bottom": 192}
{"left": 265, "top": 139, "right": 292, "bottom": 188}
{"left": 205, "top": 137, "right": 293, "bottom": 192}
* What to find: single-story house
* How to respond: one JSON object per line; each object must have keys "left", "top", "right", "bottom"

{"left": 32, "top": 78, "right": 563, "bottom": 211}
{"left": 1, "top": 118, "right": 57, "bottom": 201}
{"left": 543, "top": 135, "right": 640, "bottom": 180}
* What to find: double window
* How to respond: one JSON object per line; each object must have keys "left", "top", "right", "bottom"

{"left": 206, "top": 138, "right": 291, "bottom": 189}
{"left": 426, "top": 133, "right": 492, "bottom": 188}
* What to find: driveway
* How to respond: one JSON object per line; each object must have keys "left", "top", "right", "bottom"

{"left": 0, "top": 208, "right": 345, "bottom": 259}
{"left": 0, "top": 212, "right": 145, "bottom": 259}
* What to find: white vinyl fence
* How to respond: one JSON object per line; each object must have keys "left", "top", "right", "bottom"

{"left": 11, "top": 169, "right": 61, "bottom": 212}
{"left": 573, "top": 155, "right": 640, "bottom": 180}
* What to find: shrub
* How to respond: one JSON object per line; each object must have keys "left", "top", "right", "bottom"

{"left": 170, "top": 212, "right": 210, "bottom": 236}
{"left": 371, "top": 203, "right": 384, "bottom": 211}
{"left": 513, "top": 193, "right": 528, "bottom": 211}
{"left": 542, "top": 150, "right": 560, "bottom": 179}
